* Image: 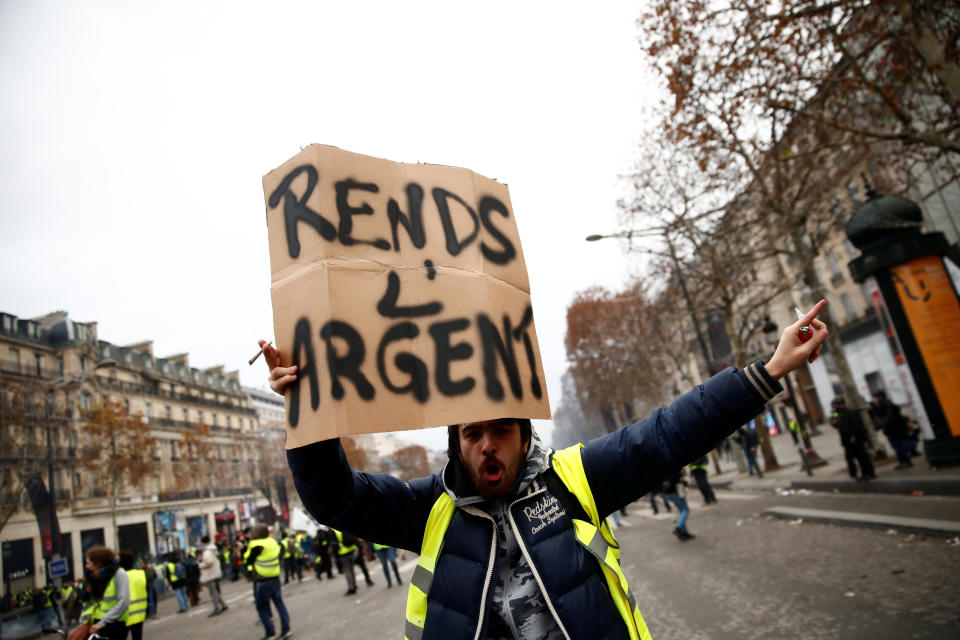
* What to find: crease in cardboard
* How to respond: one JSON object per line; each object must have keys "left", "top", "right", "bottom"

{"left": 270, "top": 255, "right": 531, "bottom": 296}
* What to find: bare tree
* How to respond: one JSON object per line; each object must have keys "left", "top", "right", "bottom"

{"left": 632, "top": 1, "right": 937, "bottom": 452}
{"left": 638, "top": 0, "right": 959, "bottom": 159}
{"left": 0, "top": 380, "right": 67, "bottom": 537}
{"left": 392, "top": 445, "right": 430, "bottom": 482}
{"left": 82, "top": 400, "right": 157, "bottom": 547}
{"left": 565, "top": 287, "right": 670, "bottom": 430}
{"left": 341, "top": 436, "right": 368, "bottom": 471}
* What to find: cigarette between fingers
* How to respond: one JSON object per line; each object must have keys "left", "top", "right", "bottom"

{"left": 249, "top": 341, "right": 272, "bottom": 366}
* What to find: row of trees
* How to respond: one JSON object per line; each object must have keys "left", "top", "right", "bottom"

{"left": 560, "top": 1, "right": 957, "bottom": 451}
{"left": 343, "top": 436, "right": 433, "bottom": 481}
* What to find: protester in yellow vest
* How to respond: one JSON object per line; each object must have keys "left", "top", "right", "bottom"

{"left": 82, "top": 546, "right": 130, "bottom": 640}
{"left": 118, "top": 551, "right": 147, "bottom": 640}
{"left": 331, "top": 529, "right": 360, "bottom": 596}
{"left": 243, "top": 524, "right": 291, "bottom": 640}
{"left": 260, "top": 301, "right": 829, "bottom": 639}
{"left": 282, "top": 532, "right": 302, "bottom": 584}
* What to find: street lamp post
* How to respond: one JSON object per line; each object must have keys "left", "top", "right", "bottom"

{"left": 762, "top": 317, "right": 826, "bottom": 474}
{"left": 586, "top": 229, "right": 714, "bottom": 373}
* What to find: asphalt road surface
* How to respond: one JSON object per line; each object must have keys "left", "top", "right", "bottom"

{"left": 141, "top": 489, "right": 960, "bottom": 640}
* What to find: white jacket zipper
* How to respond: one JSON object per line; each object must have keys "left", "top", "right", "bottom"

{"left": 507, "top": 487, "right": 572, "bottom": 640}
{"left": 462, "top": 506, "right": 499, "bottom": 640}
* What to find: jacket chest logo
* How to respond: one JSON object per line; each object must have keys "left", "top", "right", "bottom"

{"left": 522, "top": 494, "right": 566, "bottom": 535}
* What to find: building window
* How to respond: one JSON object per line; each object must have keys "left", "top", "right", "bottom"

{"left": 198, "top": 411, "right": 204, "bottom": 424}
{"left": 841, "top": 293, "right": 857, "bottom": 323}
{"left": 165, "top": 405, "right": 172, "bottom": 420}
{"left": 145, "top": 403, "right": 152, "bottom": 419}
{"left": 182, "top": 408, "right": 189, "bottom": 422}
{"left": 226, "top": 415, "right": 232, "bottom": 428}
{"left": 34, "top": 353, "right": 42, "bottom": 377}
{"left": 212, "top": 413, "right": 217, "bottom": 426}
{"left": 8, "top": 347, "right": 20, "bottom": 373}
{"left": 80, "top": 355, "right": 87, "bottom": 372}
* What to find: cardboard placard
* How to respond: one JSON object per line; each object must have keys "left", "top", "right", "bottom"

{"left": 263, "top": 145, "right": 550, "bottom": 448}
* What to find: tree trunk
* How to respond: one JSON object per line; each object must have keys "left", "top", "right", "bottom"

{"left": 110, "top": 477, "right": 119, "bottom": 551}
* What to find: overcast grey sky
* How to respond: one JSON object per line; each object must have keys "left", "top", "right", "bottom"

{"left": 0, "top": 0, "right": 657, "bottom": 450}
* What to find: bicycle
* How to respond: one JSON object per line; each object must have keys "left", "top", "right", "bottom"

{"left": 42, "top": 626, "right": 109, "bottom": 640}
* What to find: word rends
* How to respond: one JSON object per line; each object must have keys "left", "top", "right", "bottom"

{"left": 269, "top": 164, "right": 518, "bottom": 264}
{"left": 286, "top": 273, "right": 542, "bottom": 427}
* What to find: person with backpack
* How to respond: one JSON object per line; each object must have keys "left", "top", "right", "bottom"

{"left": 184, "top": 550, "right": 201, "bottom": 606}
{"left": 165, "top": 552, "right": 188, "bottom": 613}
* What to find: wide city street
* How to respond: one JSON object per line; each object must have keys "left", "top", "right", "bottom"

{"left": 140, "top": 488, "right": 960, "bottom": 640}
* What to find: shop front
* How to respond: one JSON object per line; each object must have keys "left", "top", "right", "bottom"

{"left": 153, "top": 511, "right": 187, "bottom": 556}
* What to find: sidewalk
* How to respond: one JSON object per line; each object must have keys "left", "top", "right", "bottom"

{"left": 711, "top": 426, "right": 960, "bottom": 537}
{"left": 716, "top": 425, "right": 960, "bottom": 495}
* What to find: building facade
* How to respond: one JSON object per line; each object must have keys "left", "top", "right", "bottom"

{"left": 1, "top": 310, "right": 270, "bottom": 595}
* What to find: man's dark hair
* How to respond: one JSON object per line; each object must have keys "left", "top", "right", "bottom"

{"left": 446, "top": 418, "right": 533, "bottom": 460}
{"left": 201, "top": 535, "right": 210, "bottom": 544}
{"left": 118, "top": 550, "right": 135, "bottom": 571}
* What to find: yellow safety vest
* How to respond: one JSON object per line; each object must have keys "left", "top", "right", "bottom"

{"left": 404, "top": 444, "right": 652, "bottom": 640}
{"left": 125, "top": 569, "right": 148, "bottom": 626}
{"left": 333, "top": 530, "right": 356, "bottom": 556}
{"left": 167, "top": 561, "right": 181, "bottom": 585}
{"left": 87, "top": 571, "right": 131, "bottom": 624}
{"left": 244, "top": 537, "right": 282, "bottom": 578}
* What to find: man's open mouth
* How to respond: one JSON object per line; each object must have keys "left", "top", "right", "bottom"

{"left": 483, "top": 462, "right": 503, "bottom": 483}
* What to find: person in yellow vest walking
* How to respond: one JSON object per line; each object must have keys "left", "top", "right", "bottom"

{"left": 119, "top": 551, "right": 147, "bottom": 640}
{"left": 80, "top": 546, "right": 130, "bottom": 640}
{"left": 688, "top": 455, "right": 717, "bottom": 505}
{"left": 243, "top": 524, "right": 291, "bottom": 640}
{"left": 164, "top": 552, "right": 188, "bottom": 613}
{"left": 330, "top": 529, "right": 360, "bottom": 596}
{"left": 371, "top": 543, "right": 402, "bottom": 588}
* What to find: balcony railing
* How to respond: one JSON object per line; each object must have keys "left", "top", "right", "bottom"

{"left": 97, "top": 378, "right": 255, "bottom": 415}
{"left": 213, "top": 486, "right": 254, "bottom": 498}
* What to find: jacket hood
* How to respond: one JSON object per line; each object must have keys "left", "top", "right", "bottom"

{"left": 442, "top": 428, "right": 548, "bottom": 507}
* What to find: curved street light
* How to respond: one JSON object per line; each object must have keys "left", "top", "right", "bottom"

{"left": 585, "top": 228, "right": 714, "bottom": 374}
